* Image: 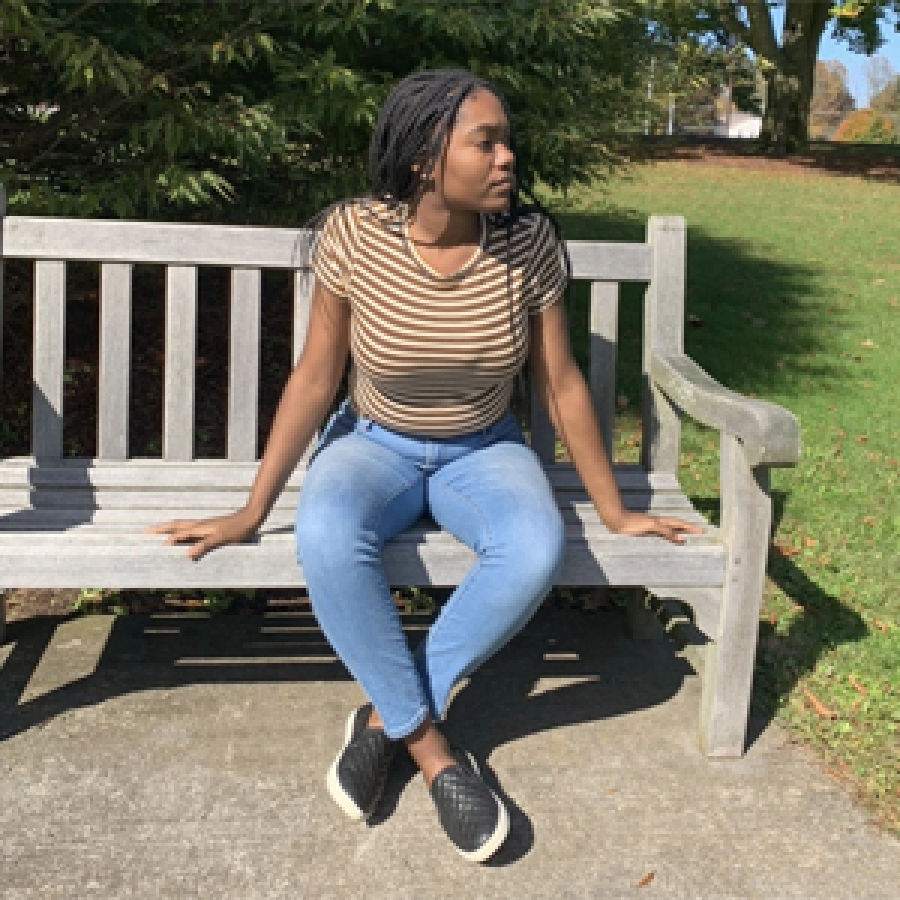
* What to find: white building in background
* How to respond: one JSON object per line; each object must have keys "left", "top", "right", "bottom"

{"left": 714, "top": 112, "right": 763, "bottom": 138}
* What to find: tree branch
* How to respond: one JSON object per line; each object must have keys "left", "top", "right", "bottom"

{"left": 742, "top": 0, "right": 781, "bottom": 61}
{"left": 719, "top": 1, "right": 754, "bottom": 47}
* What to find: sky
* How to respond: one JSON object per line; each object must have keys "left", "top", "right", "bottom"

{"left": 773, "top": 5, "right": 900, "bottom": 106}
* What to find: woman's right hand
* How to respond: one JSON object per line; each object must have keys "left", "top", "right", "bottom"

{"left": 144, "top": 507, "right": 261, "bottom": 561}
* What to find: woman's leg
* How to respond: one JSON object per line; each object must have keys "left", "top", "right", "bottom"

{"left": 295, "top": 421, "right": 431, "bottom": 740}
{"left": 419, "top": 424, "right": 567, "bottom": 721}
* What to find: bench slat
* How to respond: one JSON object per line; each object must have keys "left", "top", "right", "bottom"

{"left": 0, "top": 488, "right": 702, "bottom": 519}
{"left": 228, "top": 268, "right": 261, "bottom": 462}
{"left": 163, "top": 266, "right": 198, "bottom": 461}
{"left": 32, "top": 261, "right": 66, "bottom": 460}
{"left": 98, "top": 263, "right": 132, "bottom": 459}
{"left": 0, "top": 531, "right": 724, "bottom": 589}
{"left": 590, "top": 281, "right": 619, "bottom": 455}
{"left": 0, "top": 460, "right": 683, "bottom": 491}
{"left": 3, "top": 218, "right": 652, "bottom": 280}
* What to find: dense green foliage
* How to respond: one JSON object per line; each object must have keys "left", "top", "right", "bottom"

{"left": 0, "top": 0, "right": 667, "bottom": 222}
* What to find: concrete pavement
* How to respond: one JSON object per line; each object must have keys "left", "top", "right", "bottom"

{"left": 1, "top": 602, "right": 897, "bottom": 898}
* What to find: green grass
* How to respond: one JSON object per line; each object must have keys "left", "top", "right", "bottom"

{"left": 536, "top": 162, "right": 899, "bottom": 835}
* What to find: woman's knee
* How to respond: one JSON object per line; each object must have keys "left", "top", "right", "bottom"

{"left": 497, "top": 505, "right": 566, "bottom": 588}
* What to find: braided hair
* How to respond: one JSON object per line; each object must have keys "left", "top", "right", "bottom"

{"left": 302, "top": 67, "right": 573, "bottom": 423}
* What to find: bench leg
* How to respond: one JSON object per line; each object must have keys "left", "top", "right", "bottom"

{"left": 699, "top": 435, "right": 772, "bottom": 758}
{"left": 0, "top": 592, "right": 6, "bottom": 644}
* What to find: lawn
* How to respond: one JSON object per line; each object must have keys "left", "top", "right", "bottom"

{"left": 536, "top": 160, "right": 899, "bottom": 835}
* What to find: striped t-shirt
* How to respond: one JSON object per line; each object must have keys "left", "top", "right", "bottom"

{"left": 310, "top": 197, "right": 568, "bottom": 437}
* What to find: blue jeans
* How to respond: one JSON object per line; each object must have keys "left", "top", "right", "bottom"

{"left": 295, "top": 398, "right": 566, "bottom": 739}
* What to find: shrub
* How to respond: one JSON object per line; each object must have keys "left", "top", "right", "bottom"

{"left": 833, "top": 109, "right": 898, "bottom": 144}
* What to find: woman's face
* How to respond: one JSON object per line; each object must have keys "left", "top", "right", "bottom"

{"left": 423, "top": 88, "right": 516, "bottom": 213}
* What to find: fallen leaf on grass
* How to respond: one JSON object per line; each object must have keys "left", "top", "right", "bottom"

{"left": 862, "top": 516, "right": 877, "bottom": 526}
{"left": 774, "top": 542, "right": 801, "bottom": 558}
{"left": 803, "top": 687, "right": 837, "bottom": 719}
{"left": 855, "top": 435, "right": 868, "bottom": 444}
{"left": 849, "top": 675, "right": 868, "bottom": 697}
{"left": 803, "top": 536, "right": 818, "bottom": 548}
{"left": 637, "top": 872, "right": 655, "bottom": 888}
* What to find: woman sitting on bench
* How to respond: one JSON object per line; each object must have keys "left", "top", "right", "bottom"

{"left": 150, "top": 67, "right": 700, "bottom": 863}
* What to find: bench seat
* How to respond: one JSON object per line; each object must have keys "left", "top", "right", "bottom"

{"left": 0, "top": 460, "right": 722, "bottom": 595}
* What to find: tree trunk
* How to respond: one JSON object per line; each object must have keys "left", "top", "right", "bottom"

{"left": 753, "top": 0, "right": 827, "bottom": 156}
{"left": 758, "top": 54, "right": 816, "bottom": 154}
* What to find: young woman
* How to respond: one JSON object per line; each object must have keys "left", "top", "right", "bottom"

{"left": 150, "top": 68, "right": 701, "bottom": 863}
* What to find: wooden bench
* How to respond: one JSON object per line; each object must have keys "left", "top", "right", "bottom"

{"left": 0, "top": 187, "right": 801, "bottom": 757}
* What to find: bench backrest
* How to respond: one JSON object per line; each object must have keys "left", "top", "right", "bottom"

{"left": 1, "top": 187, "right": 685, "bottom": 473}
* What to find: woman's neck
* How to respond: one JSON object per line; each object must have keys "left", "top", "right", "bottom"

{"left": 405, "top": 197, "right": 481, "bottom": 248}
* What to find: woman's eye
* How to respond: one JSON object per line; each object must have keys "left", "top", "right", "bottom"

{"left": 478, "top": 140, "right": 493, "bottom": 150}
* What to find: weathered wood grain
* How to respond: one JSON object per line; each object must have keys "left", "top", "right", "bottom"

{"left": 590, "top": 281, "right": 619, "bottom": 457}
{"left": 163, "top": 266, "right": 197, "bottom": 461}
{"left": 641, "top": 217, "right": 683, "bottom": 476}
{"left": 650, "top": 352, "right": 802, "bottom": 467}
{"left": 228, "top": 268, "right": 261, "bottom": 461}
{"left": 3, "top": 217, "right": 652, "bottom": 280}
{"left": 98, "top": 264, "right": 132, "bottom": 460}
{"left": 32, "top": 261, "right": 66, "bottom": 460}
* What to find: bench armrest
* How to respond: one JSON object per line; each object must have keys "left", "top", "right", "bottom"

{"left": 649, "top": 352, "right": 801, "bottom": 468}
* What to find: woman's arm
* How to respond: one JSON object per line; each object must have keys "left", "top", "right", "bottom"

{"left": 148, "top": 281, "right": 351, "bottom": 559}
{"left": 527, "top": 299, "right": 702, "bottom": 543}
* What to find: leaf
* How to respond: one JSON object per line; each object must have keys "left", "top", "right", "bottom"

{"left": 637, "top": 872, "right": 655, "bottom": 888}
{"left": 861, "top": 338, "right": 875, "bottom": 348}
{"left": 803, "top": 687, "right": 837, "bottom": 719}
{"left": 774, "top": 542, "right": 801, "bottom": 558}
{"left": 803, "top": 536, "right": 818, "bottom": 548}
{"left": 849, "top": 675, "right": 868, "bottom": 697}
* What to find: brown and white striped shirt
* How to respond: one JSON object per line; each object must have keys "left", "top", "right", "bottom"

{"left": 310, "top": 198, "right": 568, "bottom": 436}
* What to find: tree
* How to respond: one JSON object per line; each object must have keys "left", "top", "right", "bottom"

{"left": 810, "top": 60, "right": 856, "bottom": 137}
{"left": 0, "top": 0, "right": 644, "bottom": 222}
{"left": 870, "top": 74, "right": 900, "bottom": 113}
{"left": 656, "top": 1, "right": 900, "bottom": 153}
{"left": 863, "top": 55, "right": 898, "bottom": 102}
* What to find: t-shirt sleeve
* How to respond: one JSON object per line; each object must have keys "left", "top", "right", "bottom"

{"left": 525, "top": 213, "right": 568, "bottom": 315}
{"left": 310, "top": 202, "right": 355, "bottom": 300}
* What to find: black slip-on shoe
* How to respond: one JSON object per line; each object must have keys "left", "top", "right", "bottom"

{"left": 429, "top": 747, "right": 510, "bottom": 863}
{"left": 326, "top": 703, "right": 399, "bottom": 821}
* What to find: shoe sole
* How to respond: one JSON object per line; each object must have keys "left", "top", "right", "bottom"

{"left": 325, "top": 708, "right": 367, "bottom": 821}
{"left": 451, "top": 750, "right": 511, "bottom": 864}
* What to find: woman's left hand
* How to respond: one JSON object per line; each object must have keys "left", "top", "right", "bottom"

{"left": 606, "top": 510, "right": 705, "bottom": 544}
